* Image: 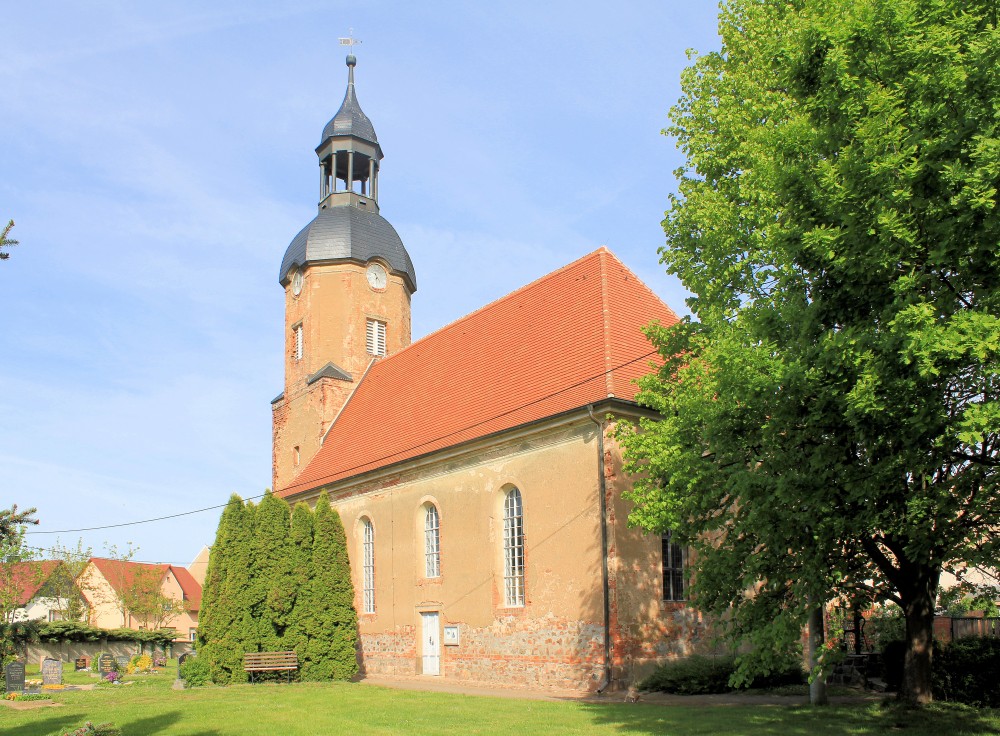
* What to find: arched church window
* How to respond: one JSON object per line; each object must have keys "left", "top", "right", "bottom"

{"left": 424, "top": 504, "right": 441, "bottom": 578}
{"left": 661, "top": 530, "right": 686, "bottom": 602}
{"left": 503, "top": 488, "right": 525, "bottom": 607}
{"left": 362, "top": 518, "right": 375, "bottom": 614}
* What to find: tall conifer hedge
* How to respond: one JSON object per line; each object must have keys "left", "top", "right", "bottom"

{"left": 198, "top": 491, "right": 358, "bottom": 683}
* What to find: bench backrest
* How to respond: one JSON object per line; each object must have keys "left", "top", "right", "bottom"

{"left": 243, "top": 651, "right": 298, "bottom": 670}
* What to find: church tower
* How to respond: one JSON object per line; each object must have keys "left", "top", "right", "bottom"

{"left": 272, "top": 54, "right": 417, "bottom": 492}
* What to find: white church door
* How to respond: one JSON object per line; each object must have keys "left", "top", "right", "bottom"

{"left": 421, "top": 611, "right": 441, "bottom": 676}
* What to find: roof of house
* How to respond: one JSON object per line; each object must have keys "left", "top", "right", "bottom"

{"left": 87, "top": 558, "right": 169, "bottom": 594}
{"left": 4, "top": 560, "right": 62, "bottom": 606}
{"left": 168, "top": 565, "right": 203, "bottom": 610}
{"left": 279, "top": 247, "right": 678, "bottom": 497}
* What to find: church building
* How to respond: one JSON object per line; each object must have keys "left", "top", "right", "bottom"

{"left": 271, "top": 54, "right": 708, "bottom": 691}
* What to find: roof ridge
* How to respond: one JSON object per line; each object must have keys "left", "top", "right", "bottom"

{"left": 598, "top": 249, "right": 615, "bottom": 398}
{"left": 375, "top": 247, "right": 611, "bottom": 365}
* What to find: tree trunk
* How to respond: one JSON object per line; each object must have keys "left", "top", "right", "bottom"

{"left": 900, "top": 568, "right": 940, "bottom": 705}
{"left": 808, "top": 604, "right": 828, "bottom": 705}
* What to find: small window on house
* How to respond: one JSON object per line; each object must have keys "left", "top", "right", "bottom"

{"left": 293, "top": 446, "right": 301, "bottom": 466}
{"left": 662, "top": 531, "right": 686, "bottom": 602}
{"left": 503, "top": 488, "right": 525, "bottom": 607}
{"left": 189, "top": 628, "right": 197, "bottom": 642}
{"left": 366, "top": 319, "right": 386, "bottom": 356}
{"left": 362, "top": 518, "right": 376, "bottom": 614}
{"left": 424, "top": 504, "right": 441, "bottom": 578}
{"left": 293, "top": 323, "right": 303, "bottom": 361}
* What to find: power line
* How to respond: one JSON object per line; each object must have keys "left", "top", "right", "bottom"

{"left": 25, "top": 348, "right": 660, "bottom": 536}
{"left": 26, "top": 495, "right": 267, "bottom": 536}
{"left": 23, "top": 544, "right": 196, "bottom": 567}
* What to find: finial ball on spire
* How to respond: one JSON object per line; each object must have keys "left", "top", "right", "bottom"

{"left": 346, "top": 54, "right": 357, "bottom": 67}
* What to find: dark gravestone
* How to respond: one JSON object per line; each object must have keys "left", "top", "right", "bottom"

{"left": 98, "top": 654, "right": 115, "bottom": 675}
{"left": 41, "top": 658, "right": 63, "bottom": 686}
{"left": 177, "top": 652, "right": 190, "bottom": 679}
{"left": 75, "top": 656, "right": 89, "bottom": 671}
{"left": 115, "top": 655, "right": 130, "bottom": 670}
{"left": 4, "top": 661, "right": 26, "bottom": 693}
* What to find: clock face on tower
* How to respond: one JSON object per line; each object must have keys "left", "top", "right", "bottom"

{"left": 366, "top": 263, "right": 387, "bottom": 290}
{"left": 291, "top": 269, "right": 303, "bottom": 296}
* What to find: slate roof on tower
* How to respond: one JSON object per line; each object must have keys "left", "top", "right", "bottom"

{"left": 279, "top": 248, "right": 678, "bottom": 497}
{"left": 320, "top": 54, "right": 379, "bottom": 148}
{"left": 278, "top": 206, "right": 416, "bottom": 291}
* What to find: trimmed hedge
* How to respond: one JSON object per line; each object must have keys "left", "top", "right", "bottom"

{"left": 639, "top": 654, "right": 805, "bottom": 694}
{"left": 25, "top": 621, "right": 176, "bottom": 645}
{"left": 933, "top": 636, "right": 1000, "bottom": 707}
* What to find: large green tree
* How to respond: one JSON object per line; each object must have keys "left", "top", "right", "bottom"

{"left": 284, "top": 502, "right": 316, "bottom": 664}
{"left": 619, "top": 0, "right": 999, "bottom": 705}
{"left": 300, "top": 492, "right": 358, "bottom": 681}
{"left": 249, "top": 491, "right": 294, "bottom": 651}
{"left": 198, "top": 495, "right": 255, "bottom": 684}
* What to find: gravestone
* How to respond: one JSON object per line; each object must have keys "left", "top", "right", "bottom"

{"left": 4, "top": 661, "right": 25, "bottom": 693}
{"left": 98, "top": 653, "right": 115, "bottom": 675}
{"left": 75, "top": 656, "right": 89, "bottom": 671}
{"left": 115, "top": 655, "right": 130, "bottom": 670}
{"left": 41, "top": 658, "right": 63, "bottom": 686}
{"left": 177, "top": 652, "right": 191, "bottom": 679}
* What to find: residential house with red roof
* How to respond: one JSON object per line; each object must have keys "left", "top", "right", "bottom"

{"left": 79, "top": 557, "right": 202, "bottom": 642}
{"left": 1, "top": 560, "right": 67, "bottom": 623}
{"left": 269, "top": 55, "right": 709, "bottom": 692}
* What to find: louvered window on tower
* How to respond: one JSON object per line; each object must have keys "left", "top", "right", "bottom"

{"left": 366, "top": 319, "right": 386, "bottom": 356}
{"left": 294, "top": 324, "right": 303, "bottom": 361}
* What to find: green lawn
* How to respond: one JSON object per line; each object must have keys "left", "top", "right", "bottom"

{"left": 4, "top": 666, "right": 1000, "bottom": 736}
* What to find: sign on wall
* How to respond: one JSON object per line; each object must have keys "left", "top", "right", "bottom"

{"left": 443, "top": 625, "right": 460, "bottom": 646}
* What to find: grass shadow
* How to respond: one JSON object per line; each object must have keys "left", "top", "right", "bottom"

{"left": 576, "top": 698, "right": 1000, "bottom": 736}
{"left": 117, "top": 710, "right": 218, "bottom": 736}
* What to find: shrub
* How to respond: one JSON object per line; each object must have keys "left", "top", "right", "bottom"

{"left": 127, "top": 654, "right": 153, "bottom": 674}
{"left": 640, "top": 655, "right": 737, "bottom": 694}
{"left": 867, "top": 604, "right": 906, "bottom": 647}
{"left": 933, "top": 636, "right": 1000, "bottom": 707}
{"left": 180, "top": 655, "right": 212, "bottom": 687}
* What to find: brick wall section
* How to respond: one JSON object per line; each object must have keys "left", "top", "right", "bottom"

{"left": 934, "top": 615, "right": 952, "bottom": 644}
{"left": 360, "top": 627, "right": 418, "bottom": 676}
{"left": 445, "top": 615, "right": 604, "bottom": 690}
{"left": 360, "top": 615, "right": 605, "bottom": 691}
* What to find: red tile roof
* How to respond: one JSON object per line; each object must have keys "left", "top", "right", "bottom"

{"left": 168, "top": 565, "right": 202, "bottom": 610}
{"left": 88, "top": 558, "right": 169, "bottom": 595}
{"left": 280, "top": 248, "right": 678, "bottom": 497}
{"left": 3, "top": 560, "right": 62, "bottom": 606}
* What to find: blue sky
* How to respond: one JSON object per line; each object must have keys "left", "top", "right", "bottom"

{"left": 1, "top": 1, "right": 721, "bottom": 565}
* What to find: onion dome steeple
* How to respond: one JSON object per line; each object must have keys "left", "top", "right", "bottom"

{"left": 321, "top": 54, "right": 379, "bottom": 148}
{"left": 278, "top": 54, "right": 416, "bottom": 293}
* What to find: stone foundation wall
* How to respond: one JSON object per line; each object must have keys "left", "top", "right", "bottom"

{"left": 446, "top": 615, "right": 604, "bottom": 691}
{"left": 360, "top": 626, "right": 418, "bottom": 676}
{"left": 361, "top": 613, "right": 605, "bottom": 691}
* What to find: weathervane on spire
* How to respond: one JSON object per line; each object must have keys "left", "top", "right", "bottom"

{"left": 339, "top": 28, "right": 362, "bottom": 53}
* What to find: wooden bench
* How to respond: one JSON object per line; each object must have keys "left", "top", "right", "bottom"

{"left": 243, "top": 651, "right": 298, "bottom": 683}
